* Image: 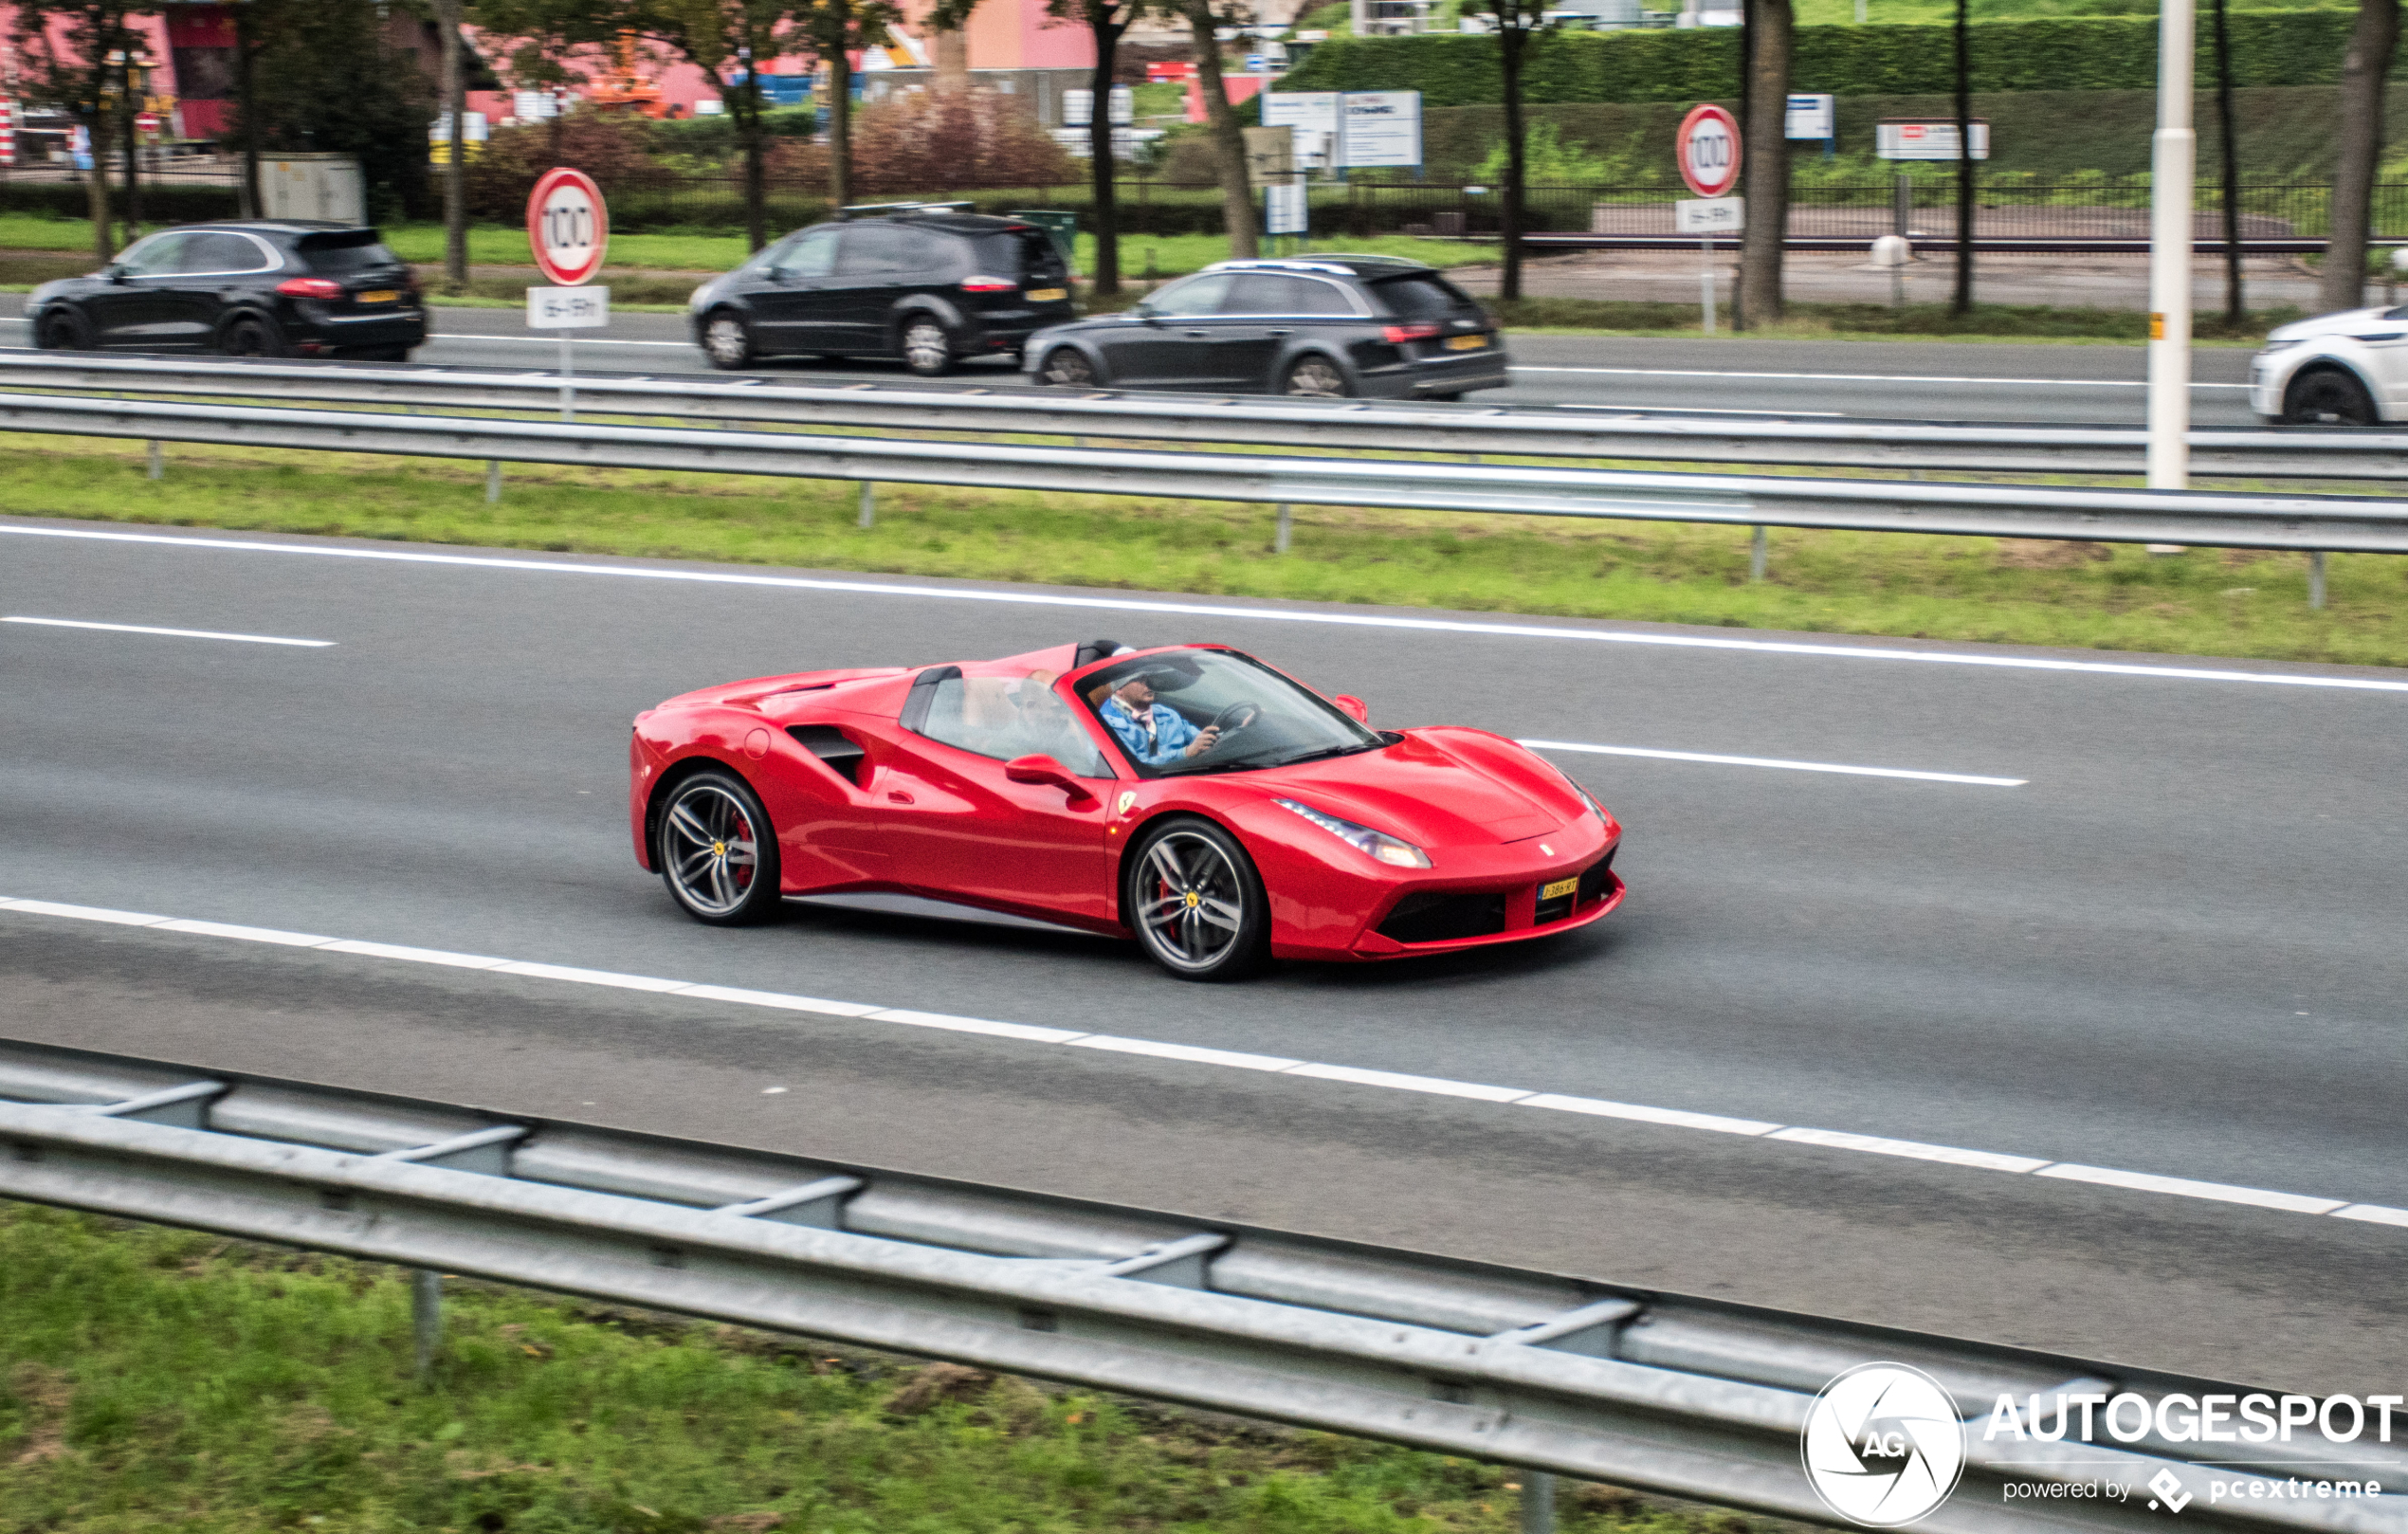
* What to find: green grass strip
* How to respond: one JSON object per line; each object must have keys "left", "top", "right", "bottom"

{"left": 0, "top": 1202, "right": 1739, "bottom": 1533}
{"left": 1, "top": 437, "right": 2401, "bottom": 668}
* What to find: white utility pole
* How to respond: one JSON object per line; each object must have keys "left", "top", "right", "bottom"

{"left": 2146, "top": 0, "right": 2196, "bottom": 488}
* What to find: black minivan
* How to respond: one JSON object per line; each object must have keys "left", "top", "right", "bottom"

{"left": 686, "top": 204, "right": 1074, "bottom": 376}
{"left": 27, "top": 220, "right": 425, "bottom": 359}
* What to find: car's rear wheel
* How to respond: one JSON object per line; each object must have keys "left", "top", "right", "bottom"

{"left": 1123, "top": 816, "right": 1268, "bottom": 981}
{"left": 36, "top": 308, "right": 93, "bottom": 351}
{"left": 901, "top": 317, "right": 955, "bottom": 376}
{"left": 2284, "top": 367, "right": 2377, "bottom": 426}
{"left": 1283, "top": 356, "right": 1350, "bottom": 399}
{"left": 1039, "top": 346, "right": 1097, "bottom": 388}
{"left": 217, "top": 315, "right": 284, "bottom": 358}
{"left": 702, "top": 311, "right": 755, "bottom": 370}
{"left": 655, "top": 767, "right": 783, "bottom": 925}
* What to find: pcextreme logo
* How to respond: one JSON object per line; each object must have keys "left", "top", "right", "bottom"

{"left": 1800, "top": 1363, "right": 1969, "bottom": 1527}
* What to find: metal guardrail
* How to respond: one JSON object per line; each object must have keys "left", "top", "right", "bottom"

{"left": 3, "top": 1037, "right": 2401, "bottom": 1534}
{"left": 6, "top": 388, "right": 2408, "bottom": 555}
{"left": 3, "top": 351, "right": 2406, "bottom": 481}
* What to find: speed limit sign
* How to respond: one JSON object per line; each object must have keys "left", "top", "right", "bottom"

{"left": 1675, "top": 103, "right": 1742, "bottom": 199}
{"left": 526, "top": 166, "right": 608, "bottom": 286}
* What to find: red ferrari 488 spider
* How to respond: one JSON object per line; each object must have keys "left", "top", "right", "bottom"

{"left": 629, "top": 641, "right": 1623, "bottom": 979}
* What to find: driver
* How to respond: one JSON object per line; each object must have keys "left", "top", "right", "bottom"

{"left": 1098, "top": 670, "right": 1220, "bottom": 765}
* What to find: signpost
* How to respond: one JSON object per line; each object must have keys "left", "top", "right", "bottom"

{"left": 1784, "top": 92, "right": 1833, "bottom": 158}
{"left": 1265, "top": 182, "right": 1308, "bottom": 244}
{"left": 1263, "top": 90, "right": 1424, "bottom": 174}
{"left": 526, "top": 167, "right": 609, "bottom": 423}
{"left": 1874, "top": 120, "right": 1988, "bottom": 160}
{"left": 1675, "top": 103, "right": 1742, "bottom": 334}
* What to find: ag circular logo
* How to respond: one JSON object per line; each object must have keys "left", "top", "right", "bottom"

{"left": 1800, "top": 1363, "right": 1967, "bottom": 1527}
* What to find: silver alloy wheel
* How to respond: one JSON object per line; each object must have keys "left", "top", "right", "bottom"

{"left": 1284, "top": 356, "right": 1348, "bottom": 398}
{"left": 1131, "top": 831, "right": 1248, "bottom": 974}
{"left": 903, "top": 319, "right": 952, "bottom": 375}
{"left": 660, "top": 781, "right": 762, "bottom": 917}
{"left": 703, "top": 314, "right": 751, "bottom": 368}
{"left": 1041, "top": 347, "right": 1096, "bottom": 387}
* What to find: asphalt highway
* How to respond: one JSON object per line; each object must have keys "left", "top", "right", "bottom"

{"left": 0, "top": 295, "right": 2265, "bottom": 426}
{"left": 3, "top": 520, "right": 2402, "bottom": 1397}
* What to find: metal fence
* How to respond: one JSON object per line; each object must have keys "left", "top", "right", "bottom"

{"left": 3, "top": 1035, "right": 2402, "bottom": 1534}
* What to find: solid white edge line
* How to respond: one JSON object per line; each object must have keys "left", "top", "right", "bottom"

{"left": 3, "top": 615, "right": 335, "bottom": 648}
{"left": 0, "top": 891, "right": 2391, "bottom": 1230}
{"left": 1506, "top": 365, "right": 2255, "bottom": 390}
{"left": 9, "top": 523, "right": 2405, "bottom": 694}
{"left": 1519, "top": 739, "right": 2027, "bottom": 787}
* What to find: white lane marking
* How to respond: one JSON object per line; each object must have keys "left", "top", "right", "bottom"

{"left": 1510, "top": 365, "right": 2254, "bottom": 391}
{"left": 1521, "top": 739, "right": 2026, "bottom": 787}
{"left": 3, "top": 614, "right": 334, "bottom": 648}
{"left": 9, "top": 523, "right": 2405, "bottom": 695}
{"left": 3, "top": 892, "right": 2399, "bottom": 1230}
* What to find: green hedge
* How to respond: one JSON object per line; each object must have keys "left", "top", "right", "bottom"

{"left": 0, "top": 182, "right": 243, "bottom": 223}
{"left": 1278, "top": 9, "right": 2375, "bottom": 104}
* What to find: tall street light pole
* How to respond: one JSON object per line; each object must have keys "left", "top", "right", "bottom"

{"left": 2147, "top": 0, "right": 2196, "bottom": 488}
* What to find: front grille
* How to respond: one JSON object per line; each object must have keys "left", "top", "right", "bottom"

{"left": 1377, "top": 890, "right": 1507, "bottom": 945}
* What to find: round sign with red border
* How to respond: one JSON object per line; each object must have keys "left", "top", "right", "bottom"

{"left": 1675, "top": 103, "right": 1742, "bottom": 199}
{"left": 526, "top": 167, "right": 609, "bottom": 287}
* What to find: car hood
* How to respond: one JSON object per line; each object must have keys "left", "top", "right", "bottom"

{"left": 2267, "top": 306, "right": 2396, "bottom": 344}
{"left": 1244, "top": 727, "right": 1569, "bottom": 848}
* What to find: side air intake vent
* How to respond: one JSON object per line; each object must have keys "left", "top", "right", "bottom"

{"left": 787, "top": 724, "right": 867, "bottom": 785}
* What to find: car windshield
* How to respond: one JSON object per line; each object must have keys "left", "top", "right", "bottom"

{"left": 1079, "top": 649, "right": 1380, "bottom": 777}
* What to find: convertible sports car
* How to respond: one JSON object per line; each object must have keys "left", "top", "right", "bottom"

{"left": 629, "top": 642, "right": 1624, "bottom": 979}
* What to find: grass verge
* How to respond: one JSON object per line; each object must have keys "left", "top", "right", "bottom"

{"left": 0, "top": 1201, "right": 1732, "bottom": 1533}
{"left": 1, "top": 437, "right": 2400, "bottom": 667}
{"left": 1483, "top": 297, "right": 2299, "bottom": 345}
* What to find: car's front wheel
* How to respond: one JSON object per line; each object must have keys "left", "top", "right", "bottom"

{"left": 702, "top": 311, "right": 755, "bottom": 370}
{"left": 1123, "top": 816, "right": 1269, "bottom": 981}
{"left": 655, "top": 767, "right": 784, "bottom": 925}
{"left": 901, "top": 317, "right": 955, "bottom": 377}
{"left": 1282, "top": 356, "right": 1351, "bottom": 399}
{"left": 1039, "top": 346, "right": 1098, "bottom": 388}
{"left": 2284, "top": 367, "right": 2378, "bottom": 426}
{"left": 35, "top": 308, "right": 91, "bottom": 351}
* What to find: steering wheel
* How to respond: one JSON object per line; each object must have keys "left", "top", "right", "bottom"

{"left": 1206, "top": 703, "right": 1261, "bottom": 738}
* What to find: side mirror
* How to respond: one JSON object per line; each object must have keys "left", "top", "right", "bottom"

{"left": 103, "top": 265, "right": 129, "bottom": 283}
{"left": 1332, "top": 694, "right": 1370, "bottom": 724}
{"left": 1132, "top": 301, "right": 1158, "bottom": 321}
{"left": 1004, "top": 753, "right": 1097, "bottom": 804}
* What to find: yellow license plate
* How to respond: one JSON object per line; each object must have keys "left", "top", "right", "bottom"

{"left": 1541, "top": 876, "right": 1579, "bottom": 901}
{"left": 1027, "top": 287, "right": 1067, "bottom": 303}
{"left": 357, "top": 290, "right": 399, "bottom": 303}
{"left": 1446, "top": 334, "right": 1488, "bottom": 350}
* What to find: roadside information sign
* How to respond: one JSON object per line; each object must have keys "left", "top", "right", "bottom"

{"left": 1875, "top": 120, "right": 1988, "bottom": 160}
{"left": 1261, "top": 91, "right": 1338, "bottom": 170}
{"left": 1338, "top": 90, "right": 1420, "bottom": 169}
{"left": 1674, "top": 103, "right": 1741, "bottom": 197}
{"left": 1265, "top": 181, "right": 1308, "bottom": 237}
{"left": 526, "top": 166, "right": 608, "bottom": 286}
{"left": 1674, "top": 196, "right": 1743, "bottom": 234}
{"left": 526, "top": 168, "right": 611, "bottom": 423}
{"left": 1783, "top": 93, "right": 1833, "bottom": 140}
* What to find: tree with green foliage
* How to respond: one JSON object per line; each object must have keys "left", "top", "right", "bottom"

{"left": 1046, "top": 0, "right": 1142, "bottom": 295}
{"left": 9, "top": 0, "right": 153, "bottom": 262}
{"left": 634, "top": 0, "right": 807, "bottom": 250}
{"left": 1171, "top": 0, "right": 1256, "bottom": 261}
{"left": 1465, "top": 0, "right": 1557, "bottom": 301}
{"left": 2321, "top": 0, "right": 2397, "bottom": 314}
{"left": 471, "top": 0, "right": 626, "bottom": 161}
{"left": 792, "top": 0, "right": 905, "bottom": 212}
{"left": 230, "top": 0, "right": 439, "bottom": 225}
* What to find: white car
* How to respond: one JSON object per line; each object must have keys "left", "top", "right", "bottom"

{"left": 2249, "top": 305, "right": 2408, "bottom": 425}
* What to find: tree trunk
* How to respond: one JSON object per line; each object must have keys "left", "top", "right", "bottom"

{"left": 934, "top": 26, "right": 970, "bottom": 93}
{"left": 2321, "top": 0, "right": 2398, "bottom": 314}
{"left": 1950, "top": 0, "right": 1973, "bottom": 315}
{"left": 1187, "top": 5, "right": 1255, "bottom": 260}
{"left": 1737, "top": 0, "right": 1791, "bottom": 326}
{"left": 233, "top": 2, "right": 258, "bottom": 219}
{"left": 2212, "top": 0, "right": 2243, "bottom": 324}
{"left": 1500, "top": 27, "right": 1525, "bottom": 302}
{"left": 437, "top": 0, "right": 467, "bottom": 290}
{"left": 85, "top": 109, "right": 114, "bottom": 264}
{"left": 1088, "top": 20, "right": 1122, "bottom": 296}
{"left": 120, "top": 49, "right": 142, "bottom": 247}
{"left": 747, "top": 70, "right": 772, "bottom": 250}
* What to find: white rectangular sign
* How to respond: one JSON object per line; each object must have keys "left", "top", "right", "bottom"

{"left": 1265, "top": 181, "right": 1308, "bottom": 235}
{"left": 1876, "top": 120, "right": 1989, "bottom": 160}
{"left": 1784, "top": 93, "right": 1833, "bottom": 140}
{"left": 1261, "top": 91, "right": 1339, "bottom": 139}
{"left": 1674, "top": 196, "right": 1744, "bottom": 234}
{"left": 527, "top": 285, "right": 610, "bottom": 328}
{"left": 1339, "top": 90, "right": 1421, "bottom": 169}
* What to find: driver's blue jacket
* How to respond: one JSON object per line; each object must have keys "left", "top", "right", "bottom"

{"left": 1099, "top": 696, "right": 1202, "bottom": 766}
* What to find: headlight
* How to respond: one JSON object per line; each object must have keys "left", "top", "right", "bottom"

{"left": 688, "top": 281, "right": 716, "bottom": 311}
{"left": 1570, "top": 781, "right": 1608, "bottom": 822}
{"left": 1275, "top": 798, "right": 1431, "bottom": 868}
{"left": 2258, "top": 338, "right": 2302, "bottom": 353}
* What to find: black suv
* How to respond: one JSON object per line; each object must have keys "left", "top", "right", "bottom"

{"left": 28, "top": 220, "right": 424, "bottom": 360}
{"left": 687, "top": 204, "right": 1074, "bottom": 376}
{"left": 1022, "top": 256, "right": 1508, "bottom": 399}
